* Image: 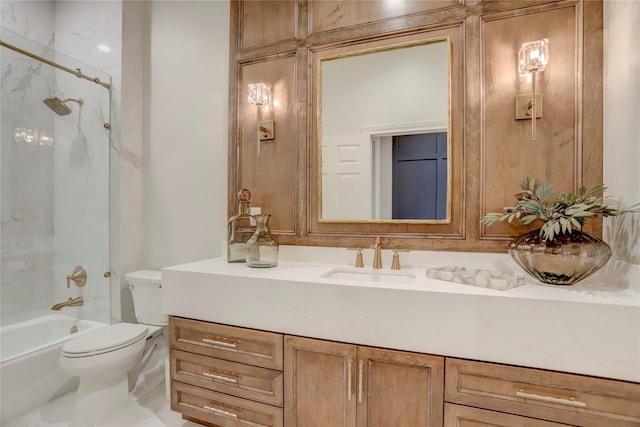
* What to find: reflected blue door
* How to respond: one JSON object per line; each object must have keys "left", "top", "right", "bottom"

{"left": 392, "top": 132, "right": 447, "bottom": 220}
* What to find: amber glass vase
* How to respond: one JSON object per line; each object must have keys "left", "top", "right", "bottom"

{"left": 508, "top": 229, "right": 612, "bottom": 285}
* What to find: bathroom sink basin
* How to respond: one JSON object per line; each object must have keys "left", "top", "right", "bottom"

{"left": 322, "top": 267, "right": 416, "bottom": 283}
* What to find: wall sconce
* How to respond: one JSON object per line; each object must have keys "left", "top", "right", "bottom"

{"left": 248, "top": 83, "right": 274, "bottom": 156}
{"left": 516, "top": 39, "right": 549, "bottom": 141}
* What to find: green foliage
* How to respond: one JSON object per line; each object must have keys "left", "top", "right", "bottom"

{"left": 481, "top": 176, "right": 639, "bottom": 242}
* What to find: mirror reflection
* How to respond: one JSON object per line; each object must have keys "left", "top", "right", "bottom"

{"left": 320, "top": 39, "right": 450, "bottom": 221}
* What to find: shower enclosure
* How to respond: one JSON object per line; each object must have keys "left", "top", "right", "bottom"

{"left": 1, "top": 27, "right": 112, "bottom": 332}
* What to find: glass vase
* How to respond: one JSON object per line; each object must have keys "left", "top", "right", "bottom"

{"left": 227, "top": 189, "right": 254, "bottom": 263}
{"left": 246, "top": 214, "right": 279, "bottom": 268}
{"left": 508, "top": 229, "right": 612, "bottom": 285}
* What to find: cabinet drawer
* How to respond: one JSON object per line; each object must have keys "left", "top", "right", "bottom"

{"left": 444, "top": 403, "right": 573, "bottom": 426}
{"left": 172, "top": 349, "right": 283, "bottom": 407}
{"left": 445, "top": 358, "right": 640, "bottom": 427}
{"left": 170, "top": 316, "right": 283, "bottom": 370}
{"left": 172, "top": 381, "right": 283, "bottom": 427}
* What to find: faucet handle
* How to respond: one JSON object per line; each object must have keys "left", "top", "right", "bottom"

{"left": 391, "top": 249, "right": 410, "bottom": 270}
{"left": 348, "top": 248, "right": 365, "bottom": 268}
{"left": 370, "top": 236, "right": 381, "bottom": 250}
{"left": 66, "top": 266, "right": 87, "bottom": 288}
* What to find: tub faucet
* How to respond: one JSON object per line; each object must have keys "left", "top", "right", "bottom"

{"left": 51, "top": 296, "right": 84, "bottom": 310}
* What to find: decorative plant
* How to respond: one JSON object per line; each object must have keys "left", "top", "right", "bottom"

{"left": 481, "top": 176, "right": 639, "bottom": 242}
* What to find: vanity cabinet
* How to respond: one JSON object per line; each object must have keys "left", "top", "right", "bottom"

{"left": 445, "top": 358, "right": 640, "bottom": 427}
{"left": 168, "top": 316, "right": 639, "bottom": 427}
{"left": 284, "top": 335, "right": 445, "bottom": 427}
{"left": 169, "top": 316, "right": 285, "bottom": 427}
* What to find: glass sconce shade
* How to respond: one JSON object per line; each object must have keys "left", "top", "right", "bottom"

{"left": 248, "top": 83, "right": 270, "bottom": 106}
{"left": 518, "top": 39, "right": 549, "bottom": 75}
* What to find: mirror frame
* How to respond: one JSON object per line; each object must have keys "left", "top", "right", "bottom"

{"left": 317, "top": 37, "right": 452, "bottom": 224}
{"left": 309, "top": 26, "right": 465, "bottom": 242}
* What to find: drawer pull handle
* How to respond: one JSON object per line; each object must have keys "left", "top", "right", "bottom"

{"left": 347, "top": 359, "right": 353, "bottom": 401}
{"left": 358, "top": 359, "right": 364, "bottom": 403}
{"left": 516, "top": 389, "right": 587, "bottom": 408}
{"left": 202, "top": 371, "right": 238, "bottom": 384}
{"left": 204, "top": 405, "right": 238, "bottom": 420}
{"left": 202, "top": 337, "right": 237, "bottom": 348}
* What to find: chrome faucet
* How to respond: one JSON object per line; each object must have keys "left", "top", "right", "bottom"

{"left": 372, "top": 236, "right": 383, "bottom": 269}
{"left": 51, "top": 296, "right": 84, "bottom": 311}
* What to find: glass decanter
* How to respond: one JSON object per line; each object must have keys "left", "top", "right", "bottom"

{"left": 245, "top": 214, "right": 279, "bottom": 268}
{"left": 227, "top": 189, "right": 255, "bottom": 263}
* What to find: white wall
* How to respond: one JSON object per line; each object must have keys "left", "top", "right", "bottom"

{"left": 603, "top": 0, "right": 640, "bottom": 263}
{"left": 141, "top": 1, "right": 229, "bottom": 269}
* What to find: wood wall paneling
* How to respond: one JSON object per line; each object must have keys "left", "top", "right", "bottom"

{"left": 240, "top": 1, "right": 298, "bottom": 50}
{"left": 308, "top": 0, "right": 462, "bottom": 36}
{"left": 229, "top": 0, "right": 603, "bottom": 252}
{"left": 239, "top": 55, "right": 298, "bottom": 234}
{"left": 480, "top": 3, "right": 582, "bottom": 240}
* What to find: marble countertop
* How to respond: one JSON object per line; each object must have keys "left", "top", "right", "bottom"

{"left": 161, "top": 246, "right": 640, "bottom": 382}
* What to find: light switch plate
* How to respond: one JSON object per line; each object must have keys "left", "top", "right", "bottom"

{"left": 515, "top": 94, "right": 542, "bottom": 120}
{"left": 258, "top": 120, "right": 274, "bottom": 141}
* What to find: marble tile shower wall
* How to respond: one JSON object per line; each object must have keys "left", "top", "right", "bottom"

{"left": 1, "top": 32, "right": 56, "bottom": 321}
{"left": 1, "top": 1, "right": 122, "bottom": 324}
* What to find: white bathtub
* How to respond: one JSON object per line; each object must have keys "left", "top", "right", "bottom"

{"left": 0, "top": 313, "right": 108, "bottom": 422}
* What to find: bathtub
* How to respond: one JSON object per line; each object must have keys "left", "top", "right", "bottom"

{"left": 0, "top": 313, "right": 108, "bottom": 422}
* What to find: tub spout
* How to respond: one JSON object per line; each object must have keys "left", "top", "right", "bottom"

{"left": 51, "top": 296, "right": 83, "bottom": 310}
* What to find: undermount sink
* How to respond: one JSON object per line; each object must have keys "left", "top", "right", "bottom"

{"left": 322, "top": 267, "right": 416, "bottom": 283}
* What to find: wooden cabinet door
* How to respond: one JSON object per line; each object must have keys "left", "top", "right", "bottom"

{"left": 284, "top": 336, "right": 357, "bottom": 427}
{"left": 357, "top": 346, "right": 444, "bottom": 427}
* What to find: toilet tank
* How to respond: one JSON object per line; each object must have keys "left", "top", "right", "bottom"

{"left": 125, "top": 270, "right": 168, "bottom": 326}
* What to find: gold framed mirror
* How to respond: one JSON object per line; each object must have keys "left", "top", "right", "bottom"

{"left": 319, "top": 38, "right": 451, "bottom": 223}
{"left": 308, "top": 26, "right": 464, "bottom": 241}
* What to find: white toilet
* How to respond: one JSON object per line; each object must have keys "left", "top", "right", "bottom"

{"left": 59, "top": 270, "right": 168, "bottom": 427}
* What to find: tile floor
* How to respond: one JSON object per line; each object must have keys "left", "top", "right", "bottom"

{"left": 3, "top": 381, "right": 200, "bottom": 427}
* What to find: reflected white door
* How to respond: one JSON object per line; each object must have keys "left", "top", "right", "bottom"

{"left": 322, "top": 134, "right": 372, "bottom": 219}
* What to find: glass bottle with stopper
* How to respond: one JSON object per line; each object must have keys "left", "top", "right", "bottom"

{"left": 227, "top": 188, "right": 255, "bottom": 262}
{"left": 245, "top": 214, "right": 279, "bottom": 268}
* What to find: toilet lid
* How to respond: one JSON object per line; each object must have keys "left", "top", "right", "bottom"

{"left": 62, "top": 323, "right": 149, "bottom": 357}
{"left": 125, "top": 269, "right": 161, "bottom": 284}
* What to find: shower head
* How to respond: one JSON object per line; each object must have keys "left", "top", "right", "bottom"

{"left": 43, "top": 97, "right": 84, "bottom": 116}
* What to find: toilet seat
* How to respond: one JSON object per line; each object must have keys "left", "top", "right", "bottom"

{"left": 62, "top": 323, "right": 149, "bottom": 358}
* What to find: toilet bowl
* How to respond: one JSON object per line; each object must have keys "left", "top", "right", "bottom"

{"left": 59, "top": 270, "right": 168, "bottom": 427}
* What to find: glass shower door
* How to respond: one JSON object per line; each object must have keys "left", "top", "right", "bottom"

{"left": 1, "top": 28, "right": 111, "bottom": 326}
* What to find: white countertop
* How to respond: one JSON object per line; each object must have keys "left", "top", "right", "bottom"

{"left": 162, "top": 246, "right": 640, "bottom": 382}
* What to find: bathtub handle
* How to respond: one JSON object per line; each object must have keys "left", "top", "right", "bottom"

{"left": 66, "top": 266, "right": 87, "bottom": 288}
